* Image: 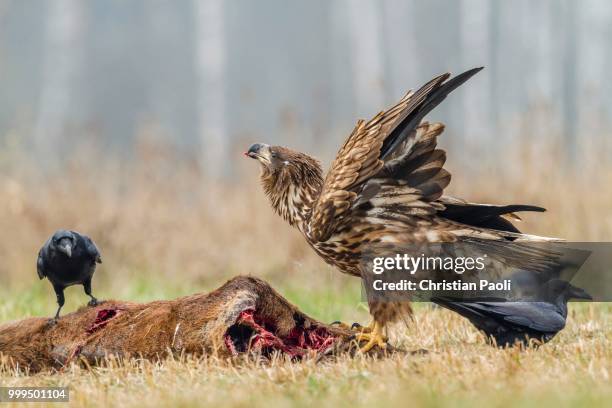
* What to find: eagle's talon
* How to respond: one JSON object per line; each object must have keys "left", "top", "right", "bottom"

{"left": 87, "top": 298, "right": 99, "bottom": 307}
{"left": 353, "top": 322, "right": 388, "bottom": 353}
{"left": 354, "top": 332, "right": 388, "bottom": 353}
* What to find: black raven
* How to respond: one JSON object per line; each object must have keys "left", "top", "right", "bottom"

{"left": 432, "top": 279, "right": 592, "bottom": 347}
{"left": 37, "top": 230, "right": 102, "bottom": 321}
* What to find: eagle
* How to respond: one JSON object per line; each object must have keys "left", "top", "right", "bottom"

{"left": 245, "top": 67, "right": 555, "bottom": 351}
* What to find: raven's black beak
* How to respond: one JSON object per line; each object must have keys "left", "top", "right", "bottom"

{"left": 58, "top": 238, "right": 73, "bottom": 258}
{"left": 569, "top": 284, "right": 592, "bottom": 301}
{"left": 60, "top": 243, "right": 72, "bottom": 258}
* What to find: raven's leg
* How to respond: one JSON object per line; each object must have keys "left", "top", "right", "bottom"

{"left": 84, "top": 278, "right": 98, "bottom": 306}
{"left": 52, "top": 285, "right": 65, "bottom": 321}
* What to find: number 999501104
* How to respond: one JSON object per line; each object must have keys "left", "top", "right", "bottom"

{"left": 0, "top": 387, "right": 69, "bottom": 402}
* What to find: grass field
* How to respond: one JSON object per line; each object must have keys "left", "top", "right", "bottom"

{"left": 1, "top": 286, "right": 610, "bottom": 408}
{"left": 1, "top": 147, "right": 611, "bottom": 407}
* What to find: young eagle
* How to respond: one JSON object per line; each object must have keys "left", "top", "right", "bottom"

{"left": 245, "top": 67, "right": 550, "bottom": 351}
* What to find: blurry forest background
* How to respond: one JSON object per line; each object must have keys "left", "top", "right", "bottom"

{"left": 0, "top": 0, "right": 611, "bottom": 315}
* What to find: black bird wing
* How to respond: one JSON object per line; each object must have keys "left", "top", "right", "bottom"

{"left": 477, "top": 301, "right": 567, "bottom": 333}
{"left": 82, "top": 234, "right": 102, "bottom": 263}
{"left": 36, "top": 247, "right": 47, "bottom": 280}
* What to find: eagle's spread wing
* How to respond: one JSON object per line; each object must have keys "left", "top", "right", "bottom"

{"left": 307, "top": 91, "right": 418, "bottom": 241}
{"left": 309, "top": 69, "right": 482, "bottom": 242}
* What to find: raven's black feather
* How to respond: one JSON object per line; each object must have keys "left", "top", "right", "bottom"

{"left": 432, "top": 280, "right": 591, "bottom": 347}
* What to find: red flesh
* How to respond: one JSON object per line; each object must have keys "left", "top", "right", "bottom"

{"left": 86, "top": 308, "right": 122, "bottom": 335}
{"left": 224, "top": 309, "right": 336, "bottom": 357}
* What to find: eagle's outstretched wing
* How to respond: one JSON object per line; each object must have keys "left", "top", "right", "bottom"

{"left": 308, "top": 68, "right": 483, "bottom": 242}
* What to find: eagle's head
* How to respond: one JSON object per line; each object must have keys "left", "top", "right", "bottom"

{"left": 244, "top": 143, "right": 322, "bottom": 182}
{"left": 245, "top": 143, "right": 323, "bottom": 226}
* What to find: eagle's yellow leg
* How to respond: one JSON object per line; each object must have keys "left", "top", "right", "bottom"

{"left": 354, "top": 321, "right": 387, "bottom": 352}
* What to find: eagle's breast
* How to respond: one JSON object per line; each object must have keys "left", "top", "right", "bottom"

{"left": 306, "top": 220, "right": 391, "bottom": 276}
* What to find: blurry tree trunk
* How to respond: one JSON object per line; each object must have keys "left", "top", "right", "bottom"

{"left": 328, "top": 0, "right": 354, "bottom": 156}
{"left": 193, "top": 0, "right": 227, "bottom": 179}
{"left": 440, "top": 0, "right": 462, "bottom": 149}
{"left": 34, "top": 0, "right": 85, "bottom": 164}
{"left": 0, "top": 1, "right": 8, "bottom": 25}
{"left": 579, "top": 0, "right": 612, "bottom": 159}
{"left": 487, "top": 0, "right": 500, "bottom": 140}
{"left": 561, "top": 0, "right": 578, "bottom": 161}
{"left": 459, "top": 0, "right": 492, "bottom": 164}
{"left": 381, "top": 0, "right": 419, "bottom": 96}
{"left": 344, "top": 0, "right": 385, "bottom": 117}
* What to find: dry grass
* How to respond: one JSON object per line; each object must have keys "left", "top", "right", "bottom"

{"left": 1, "top": 304, "right": 610, "bottom": 408}
{"left": 0, "top": 139, "right": 611, "bottom": 407}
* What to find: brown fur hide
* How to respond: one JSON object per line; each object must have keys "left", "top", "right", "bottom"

{"left": 0, "top": 276, "right": 358, "bottom": 373}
